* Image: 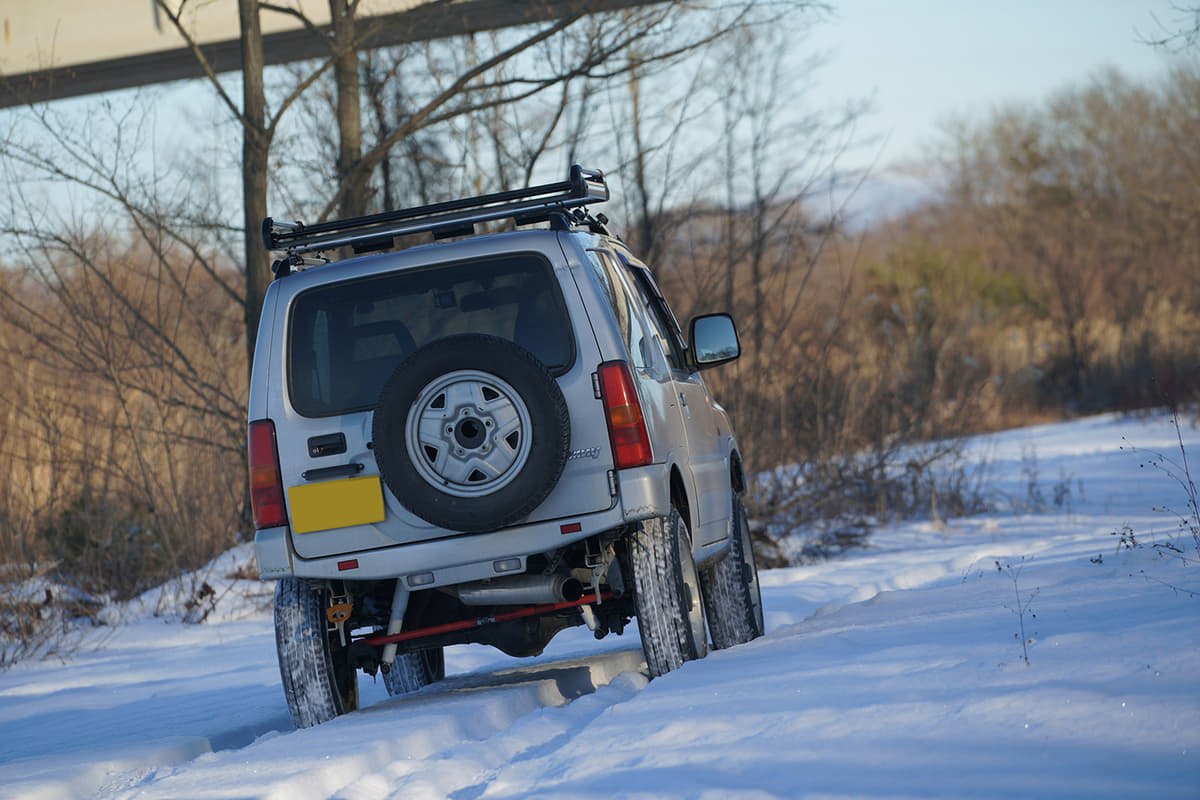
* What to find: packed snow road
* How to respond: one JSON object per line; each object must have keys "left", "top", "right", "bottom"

{"left": 1, "top": 412, "right": 1198, "bottom": 799}
{"left": 0, "top": 616, "right": 649, "bottom": 800}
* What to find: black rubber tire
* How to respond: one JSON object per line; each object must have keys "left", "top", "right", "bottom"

{"left": 273, "top": 578, "right": 359, "bottom": 728}
{"left": 700, "top": 494, "right": 765, "bottom": 649}
{"left": 373, "top": 334, "right": 570, "bottom": 533}
{"left": 382, "top": 647, "right": 446, "bottom": 696}
{"left": 629, "top": 506, "right": 708, "bottom": 678}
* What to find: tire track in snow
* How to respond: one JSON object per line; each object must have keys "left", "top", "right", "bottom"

{"left": 330, "top": 669, "right": 650, "bottom": 800}
{"left": 92, "top": 646, "right": 647, "bottom": 800}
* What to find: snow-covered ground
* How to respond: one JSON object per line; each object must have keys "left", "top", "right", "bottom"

{"left": 1, "top": 411, "right": 1198, "bottom": 800}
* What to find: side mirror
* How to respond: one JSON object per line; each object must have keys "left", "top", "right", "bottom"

{"left": 689, "top": 313, "right": 741, "bottom": 369}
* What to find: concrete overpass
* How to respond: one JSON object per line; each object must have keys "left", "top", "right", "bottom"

{"left": 0, "top": 0, "right": 660, "bottom": 108}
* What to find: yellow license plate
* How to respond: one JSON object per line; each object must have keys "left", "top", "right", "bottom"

{"left": 287, "top": 476, "right": 386, "bottom": 534}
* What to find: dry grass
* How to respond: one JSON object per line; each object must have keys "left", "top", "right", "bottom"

{"left": 0, "top": 236, "right": 248, "bottom": 606}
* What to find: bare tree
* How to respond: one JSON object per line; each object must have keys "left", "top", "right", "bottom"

{"left": 633, "top": 17, "right": 863, "bottom": 470}
{"left": 1141, "top": 3, "right": 1200, "bottom": 50}
{"left": 0, "top": 103, "right": 248, "bottom": 593}
{"left": 153, "top": 0, "right": 333, "bottom": 369}
{"left": 277, "top": 2, "right": 816, "bottom": 219}
{"left": 937, "top": 66, "right": 1200, "bottom": 412}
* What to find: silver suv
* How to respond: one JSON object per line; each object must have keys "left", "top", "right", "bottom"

{"left": 248, "top": 166, "right": 763, "bottom": 727}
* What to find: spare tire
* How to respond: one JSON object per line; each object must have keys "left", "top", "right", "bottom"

{"left": 373, "top": 334, "right": 570, "bottom": 533}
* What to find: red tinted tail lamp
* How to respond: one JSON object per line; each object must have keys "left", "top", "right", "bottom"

{"left": 597, "top": 361, "right": 652, "bottom": 469}
{"left": 248, "top": 419, "right": 288, "bottom": 529}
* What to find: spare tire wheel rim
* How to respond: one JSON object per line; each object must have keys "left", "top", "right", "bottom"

{"left": 405, "top": 369, "right": 534, "bottom": 497}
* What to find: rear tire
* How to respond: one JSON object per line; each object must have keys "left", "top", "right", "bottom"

{"left": 274, "top": 578, "right": 359, "bottom": 728}
{"left": 629, "top": 506, "right": 708, "bottom": 677}
{"left": 382, "top": 647, "right": 446, "bottom": 696}
{"left": 700, "top": 494, "right": 764, "bottom": 649}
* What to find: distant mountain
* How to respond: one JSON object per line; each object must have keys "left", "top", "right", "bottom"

{"left": 817, "top": 167, "right": 942, "bottom": 230}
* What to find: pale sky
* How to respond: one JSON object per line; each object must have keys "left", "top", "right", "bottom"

{"left": 807, "top": 0, "right": 1186, "bottom": 171}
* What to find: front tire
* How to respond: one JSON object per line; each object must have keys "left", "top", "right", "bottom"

{"left": 700, "top": 494, "right": 764, "bottom": 649}
{"left": 629, "top": 506, "right": 708, "bottom": 677}
{"left": 274, "top": 578, "right": 359, "bottom": 728}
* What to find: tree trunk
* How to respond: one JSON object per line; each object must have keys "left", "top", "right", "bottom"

{"left": 240, "top": 0, "right": 270, "bottom": 373}
{"left": 238, "top": 0, "right": 270, "bottom": 536}
{"left": 627, "top": 61, "right": 656, "bottom": 262}
{"left": 331, "top": 0, "right": 366, "bottom": 219}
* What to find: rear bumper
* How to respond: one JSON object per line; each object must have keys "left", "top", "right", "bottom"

{"left": 254, "top": 463, "right": 672, "bottom": 587}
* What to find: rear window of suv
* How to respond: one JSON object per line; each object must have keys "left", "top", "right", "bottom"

{"left": 288, "top": 253, "right": 574, "bottom": 417}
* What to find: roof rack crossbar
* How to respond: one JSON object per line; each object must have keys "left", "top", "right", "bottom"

{"left": 262, "top": 165, "right": 607, "bottom": 256}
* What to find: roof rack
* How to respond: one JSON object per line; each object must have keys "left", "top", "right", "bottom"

{"left": 261, "top": 165, "right": 609, "bottom": 260}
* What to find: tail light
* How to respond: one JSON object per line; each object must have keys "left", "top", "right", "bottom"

{"left": 597, "top": 361, "right": 652, "bottom": 469}
{"left": 248, "top": 419, "right": 288, "bottom": 529}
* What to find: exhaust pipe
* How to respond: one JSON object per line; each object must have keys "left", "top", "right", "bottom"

{"left": 457, "top": 574, "right": 584, "bottom": 606}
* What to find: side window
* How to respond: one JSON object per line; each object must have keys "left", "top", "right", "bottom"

{"left": 622, "top": 262, "right": 688, "bottom": 372}
{"left": 586, "top": 249, "right": 620, "bottom": 315}
{"left": 586, "top": 250, "right": 652, "bottom": 369}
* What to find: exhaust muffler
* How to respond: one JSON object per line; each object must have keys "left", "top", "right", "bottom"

{"left": 456, "top": 574, "right": 584, "bottom": 606}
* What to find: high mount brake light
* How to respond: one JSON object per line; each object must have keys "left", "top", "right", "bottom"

{"left": 249, "top": 420, "right": 287, "bottom": 530}
{"left": 597, "top": 361, "right": 652, "bottom": 469}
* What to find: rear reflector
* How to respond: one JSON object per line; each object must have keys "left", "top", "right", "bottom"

{"left": 337, "top": 559, "right": 359, "bottom": 572}
{"left": 560, "top": 522, "right": 583, "bottom": 535}
{"left": 597, "top": 361, "right": 652, "bottom": 469}
{"left": 248, "top": 420, "right": 287, "bottom": 530}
